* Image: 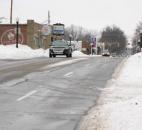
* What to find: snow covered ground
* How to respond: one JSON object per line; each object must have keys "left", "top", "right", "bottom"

{"left": 0, "top": 44, "right": 49, "bottom": 59}
{"left": 78, "top": 52, "right": 142, "bottom": 130}
{"left": 0, "top": 44, "right": 89, "bottom": 59}
{"left": 2, "top": 44, "right": 142, "bottom": 130}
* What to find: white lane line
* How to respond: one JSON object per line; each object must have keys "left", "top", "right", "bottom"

{"left": 17, "top": 90, "right": 37, "bottom": 101}
{"left": 64, "top": 72, "right": 74, "bottom": 77}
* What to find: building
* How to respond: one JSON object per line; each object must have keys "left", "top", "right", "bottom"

{"left": 81, "top": 41, "right": 91, "bottom": 54}
{"left": 0, "top": 20, "right": 52, "bottom": 49}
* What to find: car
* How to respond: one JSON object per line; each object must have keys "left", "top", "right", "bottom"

{"left": 102, "top": 49, "right": 110, "bottom": 56}
{"left": 49, "top": 40, "right": 72, "bottom": 58}
{"left": 111, "top": 52, "right": 117, "bottom": 57}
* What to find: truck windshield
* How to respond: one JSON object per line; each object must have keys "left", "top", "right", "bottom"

{"left": 52, "top": 40, "right": 68, "bottom": 47}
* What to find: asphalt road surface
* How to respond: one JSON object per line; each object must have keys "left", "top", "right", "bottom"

{"left": 0, "top": 56, "right": 123, "bottom": 130}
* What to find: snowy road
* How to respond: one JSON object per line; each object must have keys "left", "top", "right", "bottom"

{"left": 0, "top": 57, "right": 123, "bottom": 130}
{"left": 0, "top": 57, "right": 70, "bottom": 83}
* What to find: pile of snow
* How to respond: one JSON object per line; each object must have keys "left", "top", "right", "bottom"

{"left": 119, "top": 53, "right": 142, "bottom": 83}
{"left": 78, "top": 52, "right": 142, "bottom": 130}
{"left": 98, "top": 52, "right": 142, "bottom": 130}
{"left": 0, "top": 44, "right": 89, "bottom": 59}
{"left": 0, "top": 44, "right": 49, "bottom": 59}
{"left": 72, "top": 51, "right": 89, "bottom": 57}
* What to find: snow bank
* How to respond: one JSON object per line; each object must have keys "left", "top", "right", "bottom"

{"left": 72, "top": 51, "right": 89, "bottom": 57}
{"left": 94, "top": 52, "right": 142, "bottom": 130}
{"left": 78, "top": 52, "right": 142, "bottom": 130}
{"left": 0, "top": 44, "right": 90, "bottom": 59}
{"left": 119, "top": 52, "right": 142, "bottom": 84}
{"left": 0, "top": 44, "right": 49, "bottom": 59}
{"left": 96, "top": 96, "right": 142, "bottom": 130}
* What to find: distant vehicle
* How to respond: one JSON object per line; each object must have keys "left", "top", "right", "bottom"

{"left": 49, "top": 40, "right": 72, "bottom": 58}
{"left": 102, "top": 49, "right": 110, "bottom": 56}
{"left": 111, "top": 52, "right": 117, "bottom": 57}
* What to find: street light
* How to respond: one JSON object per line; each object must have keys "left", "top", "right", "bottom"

{"left": 16, "top": 18, "right": 19, "bottom": 48}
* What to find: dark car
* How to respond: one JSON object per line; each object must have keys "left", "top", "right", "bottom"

{"left": 49, "top": 40, "right": 72, "bottom": 58}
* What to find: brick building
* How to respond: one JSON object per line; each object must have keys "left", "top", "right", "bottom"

{"left": 82, "top": 41, "right": 91, "bottom": 54}
{"left": 0, "top": 24, "right": 27, "bottom": 45}
{"left": 0, "top": 20, "right": 51, "bottom": 49}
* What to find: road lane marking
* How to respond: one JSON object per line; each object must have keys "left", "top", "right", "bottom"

{"left": 17, "top": 90, "right": 37, "bottom": 101}
{"left": 64, "top": 72, "right": 74, "bottom": 77}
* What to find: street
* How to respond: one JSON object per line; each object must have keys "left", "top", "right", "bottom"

{"left": 0, "top": 56, "right": 123, "bottom": 130}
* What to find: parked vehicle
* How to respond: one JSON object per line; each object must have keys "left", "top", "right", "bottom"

{"left": 102, "top": 49, "right": 110, "bottom": 56}
{"left": 49, "top": 40, "right": 72, "bottom": 58}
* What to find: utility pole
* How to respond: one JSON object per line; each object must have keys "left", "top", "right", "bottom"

{"left": 48, "top": 11, "right": 50, "bottom": 25}
{"left": 10, "top": 0, "right": 13, "bottom": 24}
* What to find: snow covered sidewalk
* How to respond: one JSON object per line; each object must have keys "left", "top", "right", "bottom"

{"left": 77, "top": 52, "right": 142, "bottom": 130}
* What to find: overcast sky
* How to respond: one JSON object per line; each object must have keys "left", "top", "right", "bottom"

{"left": 1, "top": 0, "right": 142, "bottom": 39}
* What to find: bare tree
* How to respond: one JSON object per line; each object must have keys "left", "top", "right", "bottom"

{"left": 64, "top": 25, "right": 78, "bottom": 40}
{"left": 64, "top": 25, "right": 96, "bottom": 41}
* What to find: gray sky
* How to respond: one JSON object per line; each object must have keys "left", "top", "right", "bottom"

{"left": 1, "top": 0, "right": 142, "bottom": 39}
